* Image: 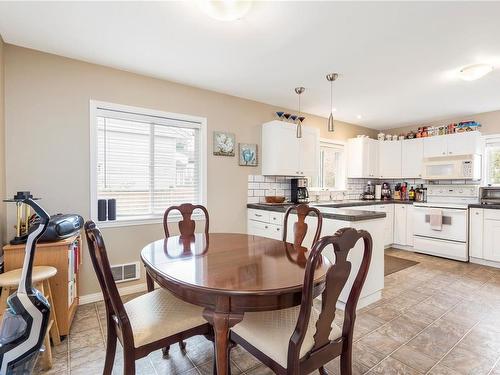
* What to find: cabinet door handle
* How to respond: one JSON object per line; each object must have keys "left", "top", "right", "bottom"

{"left": 264, "top": 225, "right": 268, "bottom": 229}
{"left": 276, "top": 228, "right": 280, "bottom": 231}
{"left": 254, "top": 213, "right": 262, "bottom": 217}
{"left": 449, "top": 152, "right": 453, "bottom": 154}
{"left": 442, "top": 152, "right": 446, "bottom": 155}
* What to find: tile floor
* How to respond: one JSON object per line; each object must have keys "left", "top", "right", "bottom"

{"left": 37, "top": 248, "right": 500, "bottom": 375}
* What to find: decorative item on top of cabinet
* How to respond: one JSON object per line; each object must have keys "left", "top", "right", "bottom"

{"left": 2, "top": 235, "right": 81, "bottom": 336}
{"left": 239, "top": 143, "right": 258, "bottom": 166}
{"left": 213, "top": 131, "right": 235, "bottom": 156}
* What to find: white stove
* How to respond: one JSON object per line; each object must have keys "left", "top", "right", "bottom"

{"left": 413, "top": 185, "right": 479, "bottom": 261}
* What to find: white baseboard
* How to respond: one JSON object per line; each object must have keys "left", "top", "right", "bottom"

{"left": 335, "top": 290, "right": 382, "bottom": 311}
{"left": 390, "top": 244, "right": 414, "bottom": 251}
{"left": 79, "top": 282, "right": 148, "bottom": 305}
{"left": 470, "top": 257, "right": 500, "bottom": 269}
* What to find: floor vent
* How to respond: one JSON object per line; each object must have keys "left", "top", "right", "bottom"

{"left": 110, "top": 262, "right": 140, "bottom": 283}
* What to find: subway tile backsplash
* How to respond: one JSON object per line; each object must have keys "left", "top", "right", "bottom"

{"left": 247, "top": 175, "right": 480, "bottom": 203}
{"left": 247, "top": 175, "right": 292, "bottom": 203}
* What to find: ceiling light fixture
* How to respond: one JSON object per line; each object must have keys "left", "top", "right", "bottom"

{"left": 459, "top": 64, "right": 494, "bottom": 81}
{"left": 357, "top": 114, "right": 362, "bottom": 120}
{"left": 295, "top": 86, "right": 305, "bottom": 138}
{"left": 197, "top": 0, "right": 252, "bottom": 21}
{"left": 326, "top": 73, "right": 338, "bottom": 132}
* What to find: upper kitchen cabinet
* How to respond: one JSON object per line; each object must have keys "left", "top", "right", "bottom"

{"left": 379, "top": 140, "right": 402, "bottom": 178}
{"left": 423, "top": 131, "right": 481, "bottom": 158}
{"left": 261, "top": 120, "right": 319, "bottom": 177}
{"left": 402, "top": 138, "right": 424, "bottom": 178}
{"left": 347, "top": 137, "right": 378, "bottom": 178}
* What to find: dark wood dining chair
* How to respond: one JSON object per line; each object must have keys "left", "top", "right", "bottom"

{"left": 283, "top": 204, "right": 323, "bottom": 248}
{"left": 163, "top": 203, "right": 209, "bottom": 238}
{"left": 230, "top": 227, "right": 373, "bottom": 375}
{"left": 84, "top": 221, "right": 212, "bottom": 375}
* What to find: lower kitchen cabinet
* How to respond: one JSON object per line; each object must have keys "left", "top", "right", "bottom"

{"left": 247, "top": 209, "right": 284, "bottom": 240}
{"left": 468, "top": 208, "right": 500, "bottom": 267}
{"left": 469, "top": 208, "right": 484, "bottom": 259}
{"left": 406, "top": 204, "right": 414, "bottom": 247}
{"left": 484, "top": 210, "right": 500, "bottom": 262}
{"left": 393, "top": 204, "right": 407, "bottom": 246}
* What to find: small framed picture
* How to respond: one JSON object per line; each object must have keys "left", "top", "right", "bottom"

{"left": 239, "top": 143, "right": 258, "bottom": 166}
{"left": 213, "top": 131, "right": 235, "bottom": 156}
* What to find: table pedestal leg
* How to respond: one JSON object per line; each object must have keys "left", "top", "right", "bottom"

{"left": 203, "top": 308, "right": 242, "bottom": 375}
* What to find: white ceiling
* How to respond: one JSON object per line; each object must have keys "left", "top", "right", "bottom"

{"left": 1, "top": 1, "right": 500, "bottom": 129}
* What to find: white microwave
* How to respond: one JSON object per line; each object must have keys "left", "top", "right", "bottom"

{"left": 422, "top": 154, "right": 481, "bottom": 180}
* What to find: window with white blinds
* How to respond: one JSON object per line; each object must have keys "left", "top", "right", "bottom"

{"left": 90, "top": 101, "right": 206, "bottom": 225}
{"left": 485, "top": 136, "right": 500, "bottom": 186}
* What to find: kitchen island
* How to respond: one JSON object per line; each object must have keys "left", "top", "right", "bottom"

{"left": 247, "top": 203, "right": 386, "bottom": 309}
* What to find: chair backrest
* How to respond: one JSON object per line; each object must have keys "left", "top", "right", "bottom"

{"left": 282, "top": 204, "right": 323, "bottom": 248}
{"left": 163, "top": 203, "right": 209, "bottom": 238}
{"left": 84, "top": 221, "right": 134, "bottom": 344}
{"left": 288, "top": 227, "right": 373, "bottom": 368}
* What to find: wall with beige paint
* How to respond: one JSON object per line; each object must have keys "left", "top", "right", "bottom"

{"left": 0, "top": 36, "right": 5, "bottom": 248}
{"left": 3, "top": 45, "right": 376, "bottom": 296}
{"left": 383, "top": 109, "right": 500, "bottom": 136}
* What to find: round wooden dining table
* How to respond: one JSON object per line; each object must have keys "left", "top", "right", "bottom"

{"left": 141, "top": 232, "right": 330, "bottom": 375}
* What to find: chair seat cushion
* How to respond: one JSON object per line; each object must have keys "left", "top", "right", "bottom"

{"left": 231, "top": 305, "right": 342, "bottom": 368}
{"left": 0, "top": 266, "right": 57, "bottom": 287}
{"left": 123, "top": 289, "right": 206, "bottom": 348}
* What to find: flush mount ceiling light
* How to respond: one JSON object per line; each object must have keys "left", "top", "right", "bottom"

{"left": 326, "top": 73, "right": 339, "bottom": 132}
{"left": 459, "top": 64, "right": 494, "bottom": 81}
{"left": 197, "top": 0, "right": 252, "bottom": 21}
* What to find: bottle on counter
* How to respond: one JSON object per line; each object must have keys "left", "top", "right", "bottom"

{"left": 409, "top": 186, "right": 416, "bottom": 201}
{"left": 401, "top": 182, "right": 408, "bottom": 200}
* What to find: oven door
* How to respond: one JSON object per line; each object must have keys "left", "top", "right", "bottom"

{"left": 413, "top": 206, "right": 467, "bottom": 242}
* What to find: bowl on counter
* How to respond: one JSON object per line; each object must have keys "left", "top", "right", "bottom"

{"left": 264, "top": 196, "right": 286, "bottom": 204}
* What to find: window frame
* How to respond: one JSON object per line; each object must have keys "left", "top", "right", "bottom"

{"left": 483, "top": 134, "right": 500, "bottom": 187}
{"left": 313, "top": 139, "right": 346, "bottom": 191}
{"left": 89, "top": 100, "right": 207, "bottom": 228}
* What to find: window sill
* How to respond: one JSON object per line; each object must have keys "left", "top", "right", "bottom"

{"left": 94, "top": 214, "right": 206, "bottom": 229}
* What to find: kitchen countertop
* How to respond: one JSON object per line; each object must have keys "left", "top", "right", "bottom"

{"left": 312, "top": 199, "right": 415, "bottom": 208}
{"left": 247, "top": 203, "right": 386, "bottom": 222}
{"left": 468, "top": 203, "right": 500, "bottom": 210}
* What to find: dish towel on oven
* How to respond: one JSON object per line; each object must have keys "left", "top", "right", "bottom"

{"left": 429, "top": 209, "right": 443, "bottom": 231}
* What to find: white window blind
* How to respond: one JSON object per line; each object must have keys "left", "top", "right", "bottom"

{"left": 485, "top": 136, "right": 500, "bottom": 186}
{"left": 92, "top": 104, "right": 205, "bottom": 223}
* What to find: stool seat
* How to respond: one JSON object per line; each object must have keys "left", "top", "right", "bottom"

{"left": 0, "top": 266, "right": 57, "bottom": 287}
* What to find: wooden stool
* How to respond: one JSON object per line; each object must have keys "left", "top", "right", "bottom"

{"left": 0, "top": 266, "right": 61, "bottom": 370}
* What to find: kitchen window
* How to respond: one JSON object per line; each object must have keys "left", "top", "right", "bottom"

{"left": 317, "top": 140, "right": 346, "bottom": 190}
{"left": 90, "top": 101, "right": 207, "bottom": 227}
{"left": 484, "top": 135, "right": 500, "bottom": 186}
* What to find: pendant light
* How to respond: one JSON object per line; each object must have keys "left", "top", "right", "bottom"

{"left": 326, "top": 73, "right": 338, "bottom": 132}
{"left": 294, "top": 86, "right": 305, "bottom": 138}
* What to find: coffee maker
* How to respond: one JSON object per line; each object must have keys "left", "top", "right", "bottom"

{"left": 291, "top": 178, "right": 309, "bottom": 203}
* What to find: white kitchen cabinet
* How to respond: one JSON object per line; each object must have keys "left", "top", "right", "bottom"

{"left": 446, "top": 132, "right": 482, "bottom": 156}
{"left": 261, "top": 120, "right": 319, "bottom": 177}
{"left": 406, "top": 204, "right": 414, "bottom": 247}
{"left": 402, "top": 138, "right": 424, "bottom": 178}
{"left": 423, "top": 136, "right": 447, "bottom": 158}
{"left": 483, "top": 210, "right": 500, "bottom": 262}
{"left": 393, "top": 204, "right": 407, "bottom": 246}
{"left": 376, "top": 204, "right": 394, "bottom": 247}
{"left": 247, "top": 209, "right": 284, "bottom": 240}
{"left": 379, "top": 141, "right": 402, "bottom": 179}
{"left": 423, "top": 132, "right": 481, "bottom": 158}
{"left": 469, "top": 208, "right": 484, "bottom": 259}
{"left": 347, "top": 138, "right": 378, "bottom": 178}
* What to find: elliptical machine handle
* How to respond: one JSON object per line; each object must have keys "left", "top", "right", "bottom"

{"left": 17, "top": 198, "right": 50, "bottom": 294}
{"left": 23, "top": 198, "right": 50, "bottom": 224}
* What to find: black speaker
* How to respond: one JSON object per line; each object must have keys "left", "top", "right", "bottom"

{"left": 97, "top": 199, "right": 107, "bottom": 221}
{"left": 107, "top": 199, "right": 116, "bottom": 221}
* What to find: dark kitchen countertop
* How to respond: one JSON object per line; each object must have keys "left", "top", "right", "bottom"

{"left": 312, "top": 199, "right": 415, "bottom": 208}
{"left": 247, "top": 203, "right": 386, "bottom": 222}
{"left": 468, "top": 203, "right": 500, "bottom": 210}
